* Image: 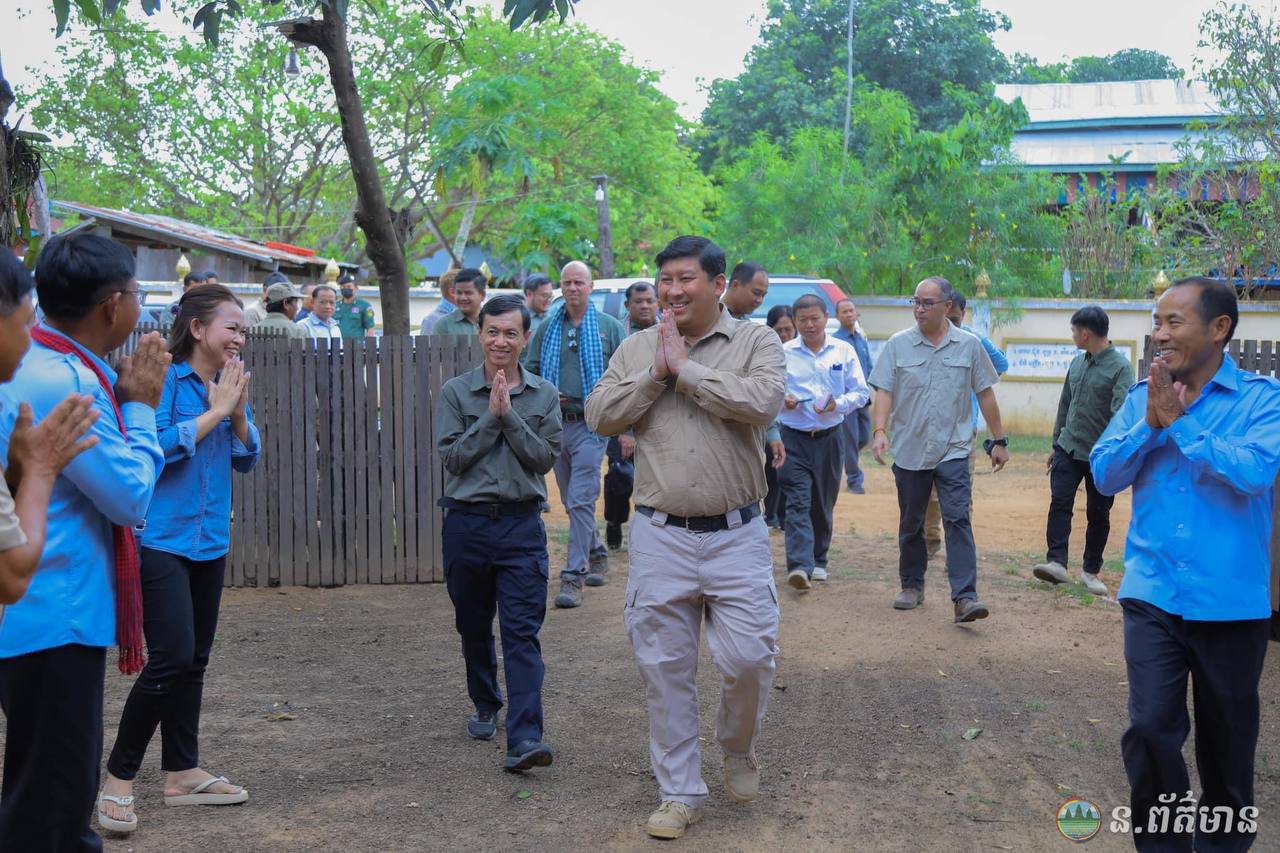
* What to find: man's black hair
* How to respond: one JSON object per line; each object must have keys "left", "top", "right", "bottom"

{"left": 766, "top": 304, "right": 794, "bottom": 327}
{"left": 200, "top": 270, "right": 218, "bottom": 280}
{"left": 952, "top": 290, "right": 967, "bottom": 313}
{"left": 455, "top": 267, "right": 488, "bottom": 291}
{"left": 1070, "top": 305, "right": 1110, "bottom": 338}
{"left": 1170, "top": 276, "right": 1239, "bottom": 343}
{"left": 35, "top": 232, "right": 137, "bottom": 321}
{"left": 655, "top": 236, "right": 726, "bottom": 280}
{"left": 183, "top": 271, "right": 206, "bottom": 288}
{"left": 479, "top": 293, "right": 530, "bottom": 332}
{"left": 0, "top": 252, "right": 35, "bottom": 317}
{"left": 792, "top": 293, "right": 828, "bottom": 315}
{"left": 522, "top": 273, "right": 553, "bottom": 295}
{"left": 263, "top": 271, "right": 290, "bottom": 287}
{"left": 729, "top": 261, "right": 765, "bottom": 285}
{"left": 625, "top": 281, "right": 655, "bottom": 302}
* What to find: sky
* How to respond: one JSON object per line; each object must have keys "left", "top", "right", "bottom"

{"left": 1, "top": 0, "right": 1276, "bottom": 120}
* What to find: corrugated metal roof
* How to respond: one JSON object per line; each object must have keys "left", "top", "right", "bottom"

{"left": 994, "top": 79, "right": 1221, "bottom": 128}
{"left": 1009, "top": 126, "right": 1214, "bottom": 170}
{"left": 51, "top": 201, "right": 357, "bottom": 270}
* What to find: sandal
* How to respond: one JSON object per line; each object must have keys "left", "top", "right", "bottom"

{"left": 97, "top": 792, "right": 138, "bottom": 833}
{"left": 164, "top": 775, "right": 249, "bottom": 807}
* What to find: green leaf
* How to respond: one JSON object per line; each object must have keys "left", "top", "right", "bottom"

{"left": 53, "top": 0, "right": 70, "bottom": 36}
{"left": 72, "top": 0, "right": 100, "bottom": 24}
{"left": 962, "top": 727, "right": 983, "bottom": 740}
{"left": 515, "top": 790, "right": 532, "bottom": 799}
{"left": 507, "top": 0, "right": 540, "bottom": 30}
{"left": 102, "top": 0, "right": 122, "bottom": 16}
{"left": 429, "top": 41, "right": 447, "bottom": 69}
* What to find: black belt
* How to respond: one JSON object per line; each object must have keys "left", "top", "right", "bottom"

{"left": 781, "top": 424, "right": 840, "bottom": 439}
{"left": 635, "top": 503, "right": 761, "bottom": 532}
{"left": 438, "top": 497, "right": 542, "bottom": 517}
{"left": 561, "top": 411, "right": 585, "bottom": 421}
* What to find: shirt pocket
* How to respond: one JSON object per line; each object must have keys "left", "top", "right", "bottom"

{"left": 896, "top": 357, "right": 930, "bottom": 394}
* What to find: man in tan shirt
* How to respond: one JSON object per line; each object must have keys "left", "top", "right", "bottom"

{"left": 586, "top": 236, "right": 785, "bottom": 841}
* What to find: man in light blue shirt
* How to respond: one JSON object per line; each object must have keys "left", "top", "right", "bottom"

{"left": 0, "top": 233, "right": 168, "bottom": 851}
{"left": 1091, "top": 277, "right": 1280, "bottom": 853}
{"left": 777, "top": 295, "right": 868, "bottom": 590}
{"left": 297, "top": 283, "right": 343, "bottom": 347}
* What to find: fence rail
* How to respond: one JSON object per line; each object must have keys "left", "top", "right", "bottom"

{"left": 124, "top": 327, "right": 481, "bottom": 586}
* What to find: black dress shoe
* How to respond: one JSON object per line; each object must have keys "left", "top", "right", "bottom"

{"left": 504, "top": 739, "right": 554, "bottom": 772}
{"left": 467, "top": 710, "right": 498, "bottom": 740}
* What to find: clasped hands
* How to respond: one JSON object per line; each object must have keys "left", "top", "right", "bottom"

{"left": 649, "top": 312, "right": 689, "bottom": 382}
{"left": 1146, "top": 357, "right": 1186, "bottom": 429}
{"left": 488, "top": 370, "right": 514, "bottom": 418}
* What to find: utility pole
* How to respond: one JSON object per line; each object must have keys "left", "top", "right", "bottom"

{"left": 592, "top": 174, "right": 616, "bottom": 278}
{"left": 843, "top": 0, "right": 854, "bottom": 157}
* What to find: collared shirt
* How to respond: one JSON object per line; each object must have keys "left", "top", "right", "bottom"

{"left": 420, "top": 300, "right": 456, "bottom": 335}
{"left": 1090, "top": 355, "right": 1280, "bottom": 621}
{"left": 1054, "top": 345, "right": 1134, "bottom": 462}
{"left": 336, "top": 297, "right": 377, "bottom": 338}
{"left": 777, "top": 336, "right": 869, "bottom": 432}
{"left": 867, "top": 323, "right": 999, "bottom": 471}
{"left": 529, "top": 309, "right": 548, "bottom": 338}
{"left": 624, "top": 317, "right": 657, "bottom": 337}
{"left": 297, "top": 313, "right": 343, "bottom": 346}
{"left": 833, "top": 326, "right": 874, "bottom": 379}
{"left": 243, "top": 300, "right": 268, "bottom": 328}
{"left": 436, "top": 365, "right": 563, "bottom": 504}
{"left": 251, "top": 312, "right": 310, "bottom": 339}
{"left": 143, "top": 362, "right": 261, "bottom": 560}
{"left": 585, "top": 305, "right": 786, "bottom": 516}
{"left": 961, "top": 324, "right": 1008, "bottom": 427}
{"left": 0, "top": 325, "right": 164, "bottom": 657}
{"left": 524, "top": 310, "right": 626, "bottom": 415}
{"left": 432, "top": 311, "right": 480, "bottom": 338}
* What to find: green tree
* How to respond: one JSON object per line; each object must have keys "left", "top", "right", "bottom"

{"left": 1007, "top": 49, "right": 1182, "bottom": 84}
{"left": 696, "top": 0, "right": 1012, "bottom": 170}
{"left": 1197, "top": 1, "right": 1280, "bottom": 160}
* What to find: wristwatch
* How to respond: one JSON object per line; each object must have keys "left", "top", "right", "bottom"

{"left": 983, "top": 436, "right": 1009, "bottom": 456}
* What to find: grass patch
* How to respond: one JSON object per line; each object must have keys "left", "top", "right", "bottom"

{"left": 1004, "top": 434, "right": 1054, "bottom": 456}
{"left": 1026, "top": 698, "right": 1048, "bottom": 712}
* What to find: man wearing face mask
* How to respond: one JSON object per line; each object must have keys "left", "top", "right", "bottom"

{"left": 335, "top": 273, "right": 376, "bottom": 339}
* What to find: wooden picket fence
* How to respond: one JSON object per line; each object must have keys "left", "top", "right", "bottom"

{"left": 124, "top": 327, "right": 481, "bottom": 586}
{"left": 1140, "top": 335, "right": 1280, "bottom": 639}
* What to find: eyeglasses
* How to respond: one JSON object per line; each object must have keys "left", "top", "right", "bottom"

{"left": 99, "top": 288, "right": 145, "bottom": 306}
{"left": 566, "top": 327, "right": 578, "bottom": 351}
{"left": 908, "top": 298, "right": 946, "bottom": 309}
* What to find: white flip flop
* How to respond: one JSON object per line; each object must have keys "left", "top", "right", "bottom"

{"left": 97, "top": 792, "right": 138, "bottom": 833}
{"left": 164, "top": 775, "right": 249, "bottom": 807}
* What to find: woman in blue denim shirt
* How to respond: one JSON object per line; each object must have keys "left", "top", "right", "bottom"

{"left": 99, "top": 284, "right": 260, "bottom": 833}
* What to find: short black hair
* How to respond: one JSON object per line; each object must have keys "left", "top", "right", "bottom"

{"left": 183, "top": 271, "right": 206, "bottom": 288}
{"left": 200, "top": 270, "right": 218, "bottom": 280}
{"left": 625, "top": 281, "right": 655, "bottom": 302}
{"left": 263, "top": 271, "right": 290, "bottom": 287}
{"left": 792, "top": 294, "right": 827, "bottom": 315}
{"left": 951, "top": 290, "right": 967, "bottom": 313}
{"left": 312, "top": 284, "right": 337, "bottom": 301}
{"left": 918, "top": 276, "right": 956, "bottom": 305}
{"left": 522, "top": 274, "right": 553, "bottom": 295}
{"left": 35, "top": 232, "right": 137, "bottom": 321}
{"left": 729, "top": 261, "right": 765, "bottom": 285}
{"left": 479, "top": 294, "right": 530, "bottom": 332}
{"left": 455, "top": 268, "right": 487, "bottom": 292}
{"left": 655, "top": 236, "right": 726, "bottom": 280}
{"left": 0, "top": 252, "right": 35, "bottom": 317}
{"left": 1070, "top": 305, "right": 1109, "bottom": 338}
{"left": 1169, "top": 276, "right": 1239, "bottom": 343}
{"left": 765, "top": 304, "right": 794, "bottom": 327}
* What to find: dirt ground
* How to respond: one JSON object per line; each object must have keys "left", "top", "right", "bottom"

{"left": 53, "top": 452, "right": 1280, "bottom": 851}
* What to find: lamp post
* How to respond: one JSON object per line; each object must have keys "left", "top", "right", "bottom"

{"left": 592, "top": 175, "right": 615, "bottom": 278}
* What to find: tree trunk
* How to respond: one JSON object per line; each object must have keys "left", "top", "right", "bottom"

{"left": 295, "top": 9, "right": 411, "bottom": 335}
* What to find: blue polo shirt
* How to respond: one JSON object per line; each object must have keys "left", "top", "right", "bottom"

{"left": 143, "top": 362, "right": 260, "bottom": 560}
{"left": 1090, "top": 355, "right": 1280, "bottom": 620}
{"left": 0, "top": 325, "right": 164, "bottom": 657}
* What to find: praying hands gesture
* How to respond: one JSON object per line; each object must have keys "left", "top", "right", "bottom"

{"left": 115, "top": 333, "right": 171, "bottom": 409}
{"left": 6, "top": 394, "right": 100, "bottom": 490}
{"left": 489, "top": 370, "right": 513, "bottom": 418}
{"left": 207, "top": 358, "right": 250, "bottom": 420}
{"left": 649, "top": 312, "right": 689, "bottom": 382}
{"left": 1146, "top": 358, "right": 1186, "bottom": 429}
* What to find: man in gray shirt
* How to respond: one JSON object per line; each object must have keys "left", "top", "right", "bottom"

{"left": 868, "top": 277, "right": 1009, "bottom": 623}
{"left": 435, "top": 294, "right": 563, "bottom": 773}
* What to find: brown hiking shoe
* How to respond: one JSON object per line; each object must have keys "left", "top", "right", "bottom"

{"left": 646, "top": 800, "right": 702, "bottom": 839}
{"left": 553, "top": 576, "right": 583, "bottom": 609}
{"left": 954, "top": 599, "right": 990, "bottom": 623}
{"left": 893, "top": 588, "right": 924, "bottom": 610}
{"left": 724, "top": 753, "right": 761, "bottom": 803}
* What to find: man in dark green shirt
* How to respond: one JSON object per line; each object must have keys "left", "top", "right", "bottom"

{"left": 335, "top": 273, "right": 377, "bottom": 338}
{"left": 1034, "top": 306, "right": 1134, "bottom": 594}
{"left": 435, "top": 294, "right": 562, "bottom": 773}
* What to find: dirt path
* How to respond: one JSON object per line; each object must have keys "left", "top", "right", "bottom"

{"left": 62, "top": 454, "right": 1280, "bottom": 851}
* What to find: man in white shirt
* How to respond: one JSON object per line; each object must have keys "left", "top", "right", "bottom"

{"left": 296, "top": 284, "right": 342, "bottom": 346}
{"left": 777, "top": 294, "right": 868, "bottom": 590}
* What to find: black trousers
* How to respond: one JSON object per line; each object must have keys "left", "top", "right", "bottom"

{"left": 779, "top": 426, "right": 843, "bottom": 574}
{"left": 603, "top": 436, "right": 634, "bottom": 527}
{"left": 1121, "top": 599, "right": 1269, "bottom": 853}
{"left": 443, "top": 508, "right": 549, "bottom": 750}
{"left": 108, "top": 549, "right": 227, "bottom": 780}
{"left": 1045, "top": 447, "right": 1114, "bottom": 573}
{"left": 892, "top": 459, "right": 978, "bottom": 602}
{"left": 0, "top": 643, "right": 106, "bottom": 852}
{"left": 764, "top": 442, "right": 787, "bottom": 527}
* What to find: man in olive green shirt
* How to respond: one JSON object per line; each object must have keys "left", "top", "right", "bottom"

{"left": 523, "top": 260, "right": 625, "bottom": 607}
{"left": 432, "top": 268, "right": 487, "bottom": 337}
{"left": 1034, "top": 306, "right": 1133, "bottom": 594}
{"left": 435, "top": 294, "right": 562, "bottom": 773}
{"left": 249, "top": 282, "right": 310, "bottom": 339}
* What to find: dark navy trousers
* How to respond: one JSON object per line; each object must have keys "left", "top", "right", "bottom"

{"left": 1121, "top": 599, "right": 1269, "bottom": 853}
{"left": 443, "top": 508, "right": 549, "bottom": 750}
